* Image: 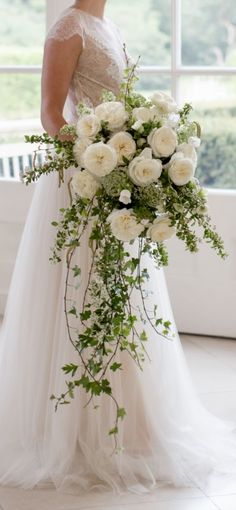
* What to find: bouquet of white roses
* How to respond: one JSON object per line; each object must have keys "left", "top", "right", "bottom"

{"left": 24, "top": 64, "right": 226, "bottom": 445}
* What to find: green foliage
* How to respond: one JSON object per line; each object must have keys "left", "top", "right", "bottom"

{"left": 197, "top": 132, "right": 236, "bottom": 189}
{"left": 23, "top": 62, "right": 228, "bottom": 450}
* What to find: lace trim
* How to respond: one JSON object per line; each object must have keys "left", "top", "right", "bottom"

{"left": 46, "top": 9, "right": 85, "bottom": 44}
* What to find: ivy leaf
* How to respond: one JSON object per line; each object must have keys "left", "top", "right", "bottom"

{"left": 68, "top": 306, "right": 77, "bottom": 317}
{"left": 72, "top": 265, "right": 81, "bottom": 277}
{"left": 109, "top": 426, "right": 118, "bottom": 436}
{"left": 117, "top": 407, "right": 126, "bottom": 420}
{"left": 110, "top": 362, "right": 122, "bottom": 372}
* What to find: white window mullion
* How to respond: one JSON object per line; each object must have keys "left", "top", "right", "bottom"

{"left": 171, "top": 0, "right": 182, "bottom": 101}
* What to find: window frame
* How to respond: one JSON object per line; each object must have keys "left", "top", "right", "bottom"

{"left": 0, "top": 0, "right": 236, "bottom": 148}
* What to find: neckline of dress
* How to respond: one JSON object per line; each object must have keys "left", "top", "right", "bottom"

{"left": 69, "top": 6, "right": 107, "bottom": 23}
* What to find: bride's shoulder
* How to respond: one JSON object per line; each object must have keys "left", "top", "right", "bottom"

{"left": 46, "top": 7, "right": 85, "bottom": 44}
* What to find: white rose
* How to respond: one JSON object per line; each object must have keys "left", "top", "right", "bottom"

{"left": 148, "top": 126, "right": 177, "bottom": 158}
{"left": 168, "top": 157, "right": 195, "bottom": 186}
{"left": 133, "top": 105, "right": 160, "bottom": 124}
{"left": 108, "top": 132, "right": 136, "bottom": 165}
{"left": 73, "top": 138, "right": 93, "bottom": 166}
{"left": 76, "top": 113, "right": 101, "bottom": 138}
{"left": 95, "top": 101, "right": 128, "bottom": 131}
{"left": 107, "top": 208, "right": 145, "bottom": 242}
{"left": 119, "top": 189, "right": 131, "bottom": 204}
{"left": 147, "top": 217, "right": 176, "bottom": 242}
{"left": 128, "top": 148, "right": 162, "bottom": 186}
{"left": 151, "top": 91, "right": 178, "bottom": 114}
{"left": 176, "top": 143, "right": 197, "bottom": 168}
{"left": 188, "top": 136, "right": 201, "bottom": 148}
{"left": 83, "top": 142, "right": 117, "bottom": 177}
{"left": 71, "top": 170, "right": 101, "bottom": 199}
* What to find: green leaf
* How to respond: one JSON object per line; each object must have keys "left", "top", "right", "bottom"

{"left": 62, "top": 363, "right": 78, "bottom": 377}
{"left": 109, "top": 426, "right": 118, "bottom": 436}
{"left": 68, "top": 306, "right": 77, "bottom": 317}
{"left": 110, "top": 362, "right": 122, "bottom": 372}
{"left": 72, "top": 265, "right": 81, "bottom": 277}
{"left": 117, "top": 407, "right": 126, "bottom": 420}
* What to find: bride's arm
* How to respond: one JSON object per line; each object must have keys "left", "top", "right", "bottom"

{"left": 41, "top": 36, "right": 83, "bottom": 138}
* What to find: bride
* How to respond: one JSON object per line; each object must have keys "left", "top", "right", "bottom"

{"left": 0, "top": 0, "right": 236, "bottom": 494}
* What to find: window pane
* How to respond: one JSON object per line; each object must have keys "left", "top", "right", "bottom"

{"left": 107, "top": 0, "right": 171, "bottom": 66}
{"left": 182, "top": 0, "right": 236, "bottom": 66}
{"left": 0, "top": 74, "right": 41, "bottom": 145}
{"left": 136, "top": 73, "right": 171, "bottom": 97}
{"left": 0, "top": 0, "right": 45, "bottom": 65}
{"left": 180, "top": 76, "right": 236, "bottom": 189}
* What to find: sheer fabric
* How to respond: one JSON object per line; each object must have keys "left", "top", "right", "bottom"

{"left": 0, "top": 6, "right": 236, "bottom": 495}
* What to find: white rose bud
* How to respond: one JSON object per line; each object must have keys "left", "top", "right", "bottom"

{"left": 148, "top": 126, "right": 177, "bottom": 158}
{"left": 83, "top": 142, "right": 118, "bottom": 177}
{"left": 119, "top": 189, "right": 132, "bottom": 204}
{"left": 108, "top": 132, "right": 136, "bottom": 165}
{"left": 131, "top": 120, "right": 144, "bottom": 132}
{"left": 168, "top": 157, "right": 195, "bottom": 186}
{"left": 128, "top": 154, "right": 162, "bottom": 187}
{"left": 71, "top": 170, "right": 101, "bottom": 199}
{"left": 76, "top": 113, "right": 101, "bottom": 138}
{"left": 147, "top": 217, "right": 176, "bottom": 242}
{"left": 137, "top": 138, "right": 146, "bottom": 148}
{"left": 151, "top": 91, "right": 178, "bottom": 114}
{"left": 188, "top": 136, "right": 201, "bottom": 148}
{"left": 95, "top": 101, "right": 128, "bottom": 131}
{"left": 107, "top": 208, "right": 145, "bottom": 242}
{"left": 133, "top": 105, "right": 161, "bottom": 124}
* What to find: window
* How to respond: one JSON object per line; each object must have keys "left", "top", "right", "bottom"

{"left": 1, "top": 0, "right": 236, "bottom": 188}
{"left": 107, "top": 0, "right": 236, "bottom": 189}
{"left": 0, "top": 0, "right": 45, "bottom": 147}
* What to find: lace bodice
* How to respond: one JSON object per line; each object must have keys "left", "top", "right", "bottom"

{"left": 47, "top": 7, "right": 128, "bottom": 122}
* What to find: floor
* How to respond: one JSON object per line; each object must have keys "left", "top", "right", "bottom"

{"left": 1, "top": 333, "right": 236, "bottom": 510}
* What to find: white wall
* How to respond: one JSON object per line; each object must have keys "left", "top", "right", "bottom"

{"left": 0, "top": 181, "right": 35, "bottom": 314}
{"left": 165, "top": 190, "right": 236, "bottom": 338}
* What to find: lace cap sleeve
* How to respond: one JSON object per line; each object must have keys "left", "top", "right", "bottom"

{"left": 46, "top": 9, "right": 85, "bottom": 45}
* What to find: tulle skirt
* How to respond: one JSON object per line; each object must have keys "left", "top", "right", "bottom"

{"left": 1, "top": 170, "right": 236, "bottom": 495}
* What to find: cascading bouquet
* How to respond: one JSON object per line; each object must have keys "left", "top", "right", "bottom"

{"left": 23, "top": 64, "right": 226, "bottom": 445}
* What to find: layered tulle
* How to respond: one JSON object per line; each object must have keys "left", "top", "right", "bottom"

{"left": 1, "top": 170, "right": 236, "bottom": 494}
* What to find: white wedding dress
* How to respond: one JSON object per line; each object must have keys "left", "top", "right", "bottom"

{"left": 0, "top": 6, "right": 236, "bottom": 495}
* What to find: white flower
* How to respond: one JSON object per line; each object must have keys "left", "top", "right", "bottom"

{"left": 133, "top": 105, "right": 160, "bottom": 124}
{"left": 176, "top": 142, "right": 197, "bottom": 168}
{"left": 76, "top": 113, "right": 101, "bottom": 138}
{"left": 71, "top": 170, "right": 101, "bottom": 199}
{"left": 83, "top": 142, "right": 118, "bottom": 177}
{"left": 151, "top": 91, "right": 178, "bottom": 114}
{"left": 131, "top": 120, "right": 144, "bottom": 132}
{"left": 107, "top": 208, "right": 145, "bottom": 242}
{"left": 137, "top": 137, "right": 146, "bottom": 148}
{"left": 147, "top": 217, "right": 176, "bottom": 242}
{"left": 119, "top": 189, "right": 132, "bottom": 204}
{"left": 73, "top": 137, "right": 93, "bottom": 166}
{"left": 95, "top": 101, "right": 128, "bottom": 131}
{"left": 164, "top": 113, "right": 180, "bottom": 128}
{"left": 128, "top": 148, "right": 162, "bottom": 186}
{"left": 168, "top": 156, "right": 195, "bottom": 186}
{"left": 188, "top": 136, "right": 201, "bottom": 148}
{"left": 108, "top": 132, "right": 136, "bottom": 165}
{"left": 148, "top": 126, "right": 177, "bottom": 158}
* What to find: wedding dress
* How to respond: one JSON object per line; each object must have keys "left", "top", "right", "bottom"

{"left": 0, "top": 6, "right": 236, "bottom": 495}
